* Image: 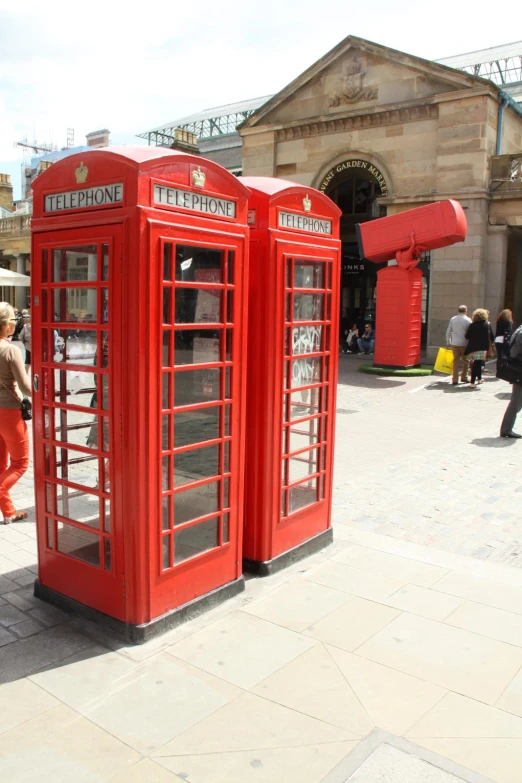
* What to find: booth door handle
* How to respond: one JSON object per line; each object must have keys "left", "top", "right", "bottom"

{"left": 33, "top": 374, "right": 40, "bottom": 393}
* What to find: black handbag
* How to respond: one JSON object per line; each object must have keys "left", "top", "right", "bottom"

{"left": 20, "top": 397, "right": 32, "bottom": 421}
{"left": 497, "top": 357, "right": 522, "bottom": 385}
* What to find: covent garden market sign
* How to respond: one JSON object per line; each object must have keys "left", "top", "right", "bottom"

{"left": 319, "top": 159, "right": 389, "bottom": 197}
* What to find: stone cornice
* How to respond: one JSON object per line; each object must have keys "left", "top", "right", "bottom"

{"left": 240, "top": 85, "right": 501, "bottom": 140}
{"left": 378, "top": 189, "right": 491, "bottom": 205}
{"left": 272, "top": 104, "right": 439, "bottom": 143}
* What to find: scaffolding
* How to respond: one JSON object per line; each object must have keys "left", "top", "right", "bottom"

{"left": 437, "top": 41, "right": 522, "bottom": 86}
{"left": 138, "top": 95, "right": 273, "bottom": 145}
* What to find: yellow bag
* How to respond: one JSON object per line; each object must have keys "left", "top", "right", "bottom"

{"left": 434, "top": 347, "right": 454, "bottom": 374}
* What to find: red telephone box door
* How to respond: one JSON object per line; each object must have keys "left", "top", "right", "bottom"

{"left": 278, "top": 241, "right": 339, "bottom": 552}
{"left": 32, "top": 225, "right": 124, "bottom": 619}
{"left": 150, "top": 225, "right": 247, "bottom": 615}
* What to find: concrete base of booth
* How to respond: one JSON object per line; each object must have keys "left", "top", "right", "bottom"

{"left": 34, "top": 576, "right": 245, "bottom": 644}
{"left": 243, "top": 527, "right": 333, "bottom": 576}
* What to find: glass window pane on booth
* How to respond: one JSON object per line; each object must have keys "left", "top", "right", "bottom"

{"left": 163, "top": 244, "right": 173, "bottom": 281}
{"left": 175, "top": 288, "right": 222, "bottom": 324}
{"left": 224, "top": 404, "right": 231, "bottom": 437}
{"left": 57, "top": 522, "right": 100, "bottom": 567}
{"left": 103, "top": 498, "right": 111, "bottom": 533}
{"left": 53, "top": 329, "right": 98, "bottom": 365}
{"left": 101, "top": 289, "right": 109, "bottom": 323}
{"left": 174, "top": 444, "right": 220, "bottom": 487}
{"left": 53, "top": 246, "right": 97, "bottom": 283}
{"left": 174, "top": 407, "right": 220, "bottom": 448}
{"left": 174, "top": 517, "right": 219, "bottom": 564}
{"left": 223, "top": 513, "right": 229, "bottom": 544}
{"left": 162, "top": 535, "right": 171, "bottom": 569}
{"left": 45, "top": 482, "right": 53, "bottom": 514}
{"left": 55, "top": 445, "right": 98, "bottom": 488}
{"left": 227, "top": 251, "right": 234, "bottom": 284}
{"left": 54, "top": 407, "right": 98, "bottom": 448}
{"left": 104, "top": 539, "right": 111, "bottom": 571}
{"left": 102, "top": 243, "right": 109, "bottom": 281}
{"left": 174, "top": 368, "right": 221, "bottom": 407}
{"left": 46, "top": 518, "right": 53, "bottom": 549}
{"left": 175, "top": 245, "right": 223, "bottom": 283}
{"left": 289, "top": 419, "right": 320, "bottom": 453}
{"left": 174, "top": 331, "right": 221, "bottom": 366}
{"left": 292, "top": 325, "right": 322, "bottom": 355}
{"left": 53, "top": 289, "right": 98, "bottom": 323}
{"left": 54, "top": 370, "right": 97, "bottom": 408}
{"left": 162, "top": 373, "right": 171, "bottom": 409}
{"left": 163, "top": 288, "right": 172, "bottom": 324}
{"left": 174, "top": 481, "right": 219, "bottom": 526}
{"left": 57, "top": 488, "right": 100, "bottom": 529}
{"left": 162, "top": 415, "right": 171, "bottom": 451}
{"left": 162, "top": 331, "right": 171, "bottom": 367}
{"left": 162, "top": 496, "right": 171, "bottom": 531}
{"left": 289, "top": 448, "right": 319, "bottom": 483}
{"left": 293, "top": 293, "right": 323, "bottom": 322}
{"left": 294, "top": 262, "right": 324, "bottom": 289}
{"left": 291, "top": 357, "right": 322, "bottom": 389}
{"left": 289, "top": 478, "right": 318, "bottom": 514}
{"left": 289, "top": 387, "right": 321, "bottom": 420}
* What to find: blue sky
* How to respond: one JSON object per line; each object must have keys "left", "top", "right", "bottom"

{"left": 0, "top": 0, "right": 517, "bottom": 199}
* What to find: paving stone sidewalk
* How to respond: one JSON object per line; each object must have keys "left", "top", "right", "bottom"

{"left": 0, "top": 357, "right": 521, "bottom": 782}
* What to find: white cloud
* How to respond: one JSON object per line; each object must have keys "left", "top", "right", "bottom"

{"left": 0, "top": 0, "right": 518, "bottom": 198}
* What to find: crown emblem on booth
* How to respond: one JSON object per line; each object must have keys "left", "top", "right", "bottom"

{"left": 303, "top": 194, "right": 312, "bottom": 212}
{"left": 75, "top": 161, "right": 88, "bottom": 184}
{"left": 192, "top": 166, "right": 206, "bottom": 188}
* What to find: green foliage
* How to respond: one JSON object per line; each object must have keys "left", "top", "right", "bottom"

{"left": 358, "top": 364, "right": 434, "bottom": 377}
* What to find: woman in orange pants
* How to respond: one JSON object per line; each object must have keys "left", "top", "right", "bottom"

{"left": 0, "top": 303, "right": 32, "bottom": 524}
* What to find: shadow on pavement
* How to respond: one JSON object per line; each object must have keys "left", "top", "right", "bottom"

{"left": 495, "top": 392, "right": 512, "bottom": 400}
{"left": 471, "top": 437, "right": 516, "bottom": 448}
{"left": 0, "top": 561, "right": 118, "bottom": 687}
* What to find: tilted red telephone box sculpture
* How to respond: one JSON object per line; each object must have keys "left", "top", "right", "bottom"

{"left": 240, "top": 177, "right": 341, "bottom": 573}
{"left": 30, "top": 147, "right": 251, "bottom": 641}
{"left": 357, "top": 200, "right": 467, "bottom": 368}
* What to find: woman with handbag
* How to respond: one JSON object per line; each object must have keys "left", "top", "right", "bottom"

{"left": 0, "top": 303, "right": 32, "bottom": 524}
{"left": 465, "top": 309, "right": 495, "bottom": 389}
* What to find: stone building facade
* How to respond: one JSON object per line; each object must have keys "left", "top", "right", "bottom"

{"left": 239, "top": 36, "right": 522, "bottom": 357}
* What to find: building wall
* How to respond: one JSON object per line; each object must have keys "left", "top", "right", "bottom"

{"left": 241, "top": 42, "right": 522, "bottom": 357}
{"left": 0, "top": 174, "right": 13, "bottom": 212}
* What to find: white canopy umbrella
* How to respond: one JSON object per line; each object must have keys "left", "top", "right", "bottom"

{"left": 0, "top": 269, "right": 31, "bottom": 287}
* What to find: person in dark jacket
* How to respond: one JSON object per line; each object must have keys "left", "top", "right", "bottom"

{"left": 465, "top": 309, "right": 494, "bottom": 389}
{"left": 495, "top": 309, "right": 513, "bottom": 361}
{"left": 500, "top": 324, "right": 522, "bottom": 438}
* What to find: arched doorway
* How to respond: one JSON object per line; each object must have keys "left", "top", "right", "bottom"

{"left": 318, "top": 158, "right": 388, "bottom": 343}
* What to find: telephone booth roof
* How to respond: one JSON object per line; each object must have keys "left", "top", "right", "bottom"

{"left": 31, "top": 145, "right": 251, "bottom": 223}
{"left": 240, "top": 176, "right": 341, "bottom": 235}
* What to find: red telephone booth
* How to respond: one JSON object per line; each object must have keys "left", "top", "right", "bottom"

{"left": 239, "top": 178, "right": 341, "bottom": 574}
{"left": 30, "top": 147, "right": 250, "bottom": 641}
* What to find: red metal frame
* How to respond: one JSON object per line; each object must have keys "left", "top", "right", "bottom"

{"left": 31, "top": 148, "right": 250, "bottom": 627}
{"left": 240, "top": 178, "right": 341, "bottom": 567}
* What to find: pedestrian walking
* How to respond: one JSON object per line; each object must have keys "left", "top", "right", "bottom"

{"left": 19, "top": 313, "right": 31, "bottom": 372}
{"left": 495, "top": 309, "right": 514, "bottom": 361}
{"left": 500, "top": 324, "right": 522, "bottom": 439}
{"left": 446, "top": 305, "right": 472, "bottom": 385}
{"left": 0, "top": 303, "right": 32, "bottom": 524}
{"left": 465, "top": 309, "right": 494, "bottom": 389}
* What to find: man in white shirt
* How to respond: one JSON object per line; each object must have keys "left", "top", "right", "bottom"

{"left": 446, "top": 305, "right": 472, "bottom": 385}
